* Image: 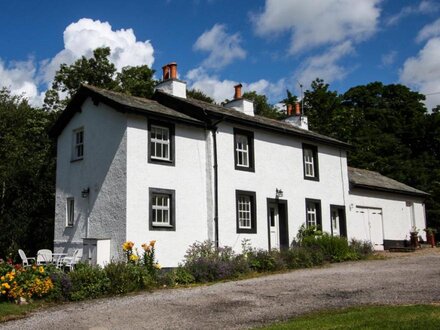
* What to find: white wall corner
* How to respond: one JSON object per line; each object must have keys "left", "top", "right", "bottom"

{"left": 154, "top": 79, "right": 187, "bottom": 98}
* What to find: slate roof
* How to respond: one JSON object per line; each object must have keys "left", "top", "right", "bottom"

{"left": 153, "top": 91, "right": 351, "bottom": 149}
{"left": 348, "top": 167, "right": 428, "bottom": 197}
{"left": 50, "top": 85, "right": 204, "bottom": 137}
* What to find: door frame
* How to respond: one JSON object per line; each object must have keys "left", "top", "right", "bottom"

{"left": 266, "top": 198, "right": 289, "bottom": 250}
{"left": 329, "top": 204, "right": 347, "bottom": 237}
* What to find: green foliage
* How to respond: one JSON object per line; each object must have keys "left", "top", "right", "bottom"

{"left": 68, "top": 263, "right": 110, "bottom": 301}
{"left": 0, "top": 88, "right": 56, "bottom": 259}
{"left": 302, "top": 233, "right": 358, "bottom": 262}
{"left": 159, "top": 267, "right": 195, "bottom": 287}
{"left": 43, "top": 47, "right": 156, "bottom": 111}
{"left": 280, "top": 247, "right": 324, "bottom": 269}
{"left": 349, "top": 239, "right": 373, "bottom": 259}
{"left": 295, "top": 224, "right": 322, "bottom": 245}
{"left": 104, "top": 262, "right": 155, "bottom": 295}
{"left": 242, "top": 91, "right": 281, "bottom": 119}
{"left": 246, "top": 249, "right": 285, "bottom": 272}
{"left": 187, "top": 89, "right": 214, "bottom": 103}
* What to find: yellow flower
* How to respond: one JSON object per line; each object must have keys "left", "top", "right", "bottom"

{"left": 142, "top": 244, "right": 151, "bottom": 252}
{"left": 154, "top": 263, "right": 161, "bottom": 270}
{"left": 129, "top": 254, "right": 139, "bottom": 261}
{"left": 39, "top": 266, "right": 45, "bottom": 273}
{"left": 0, "top": 276, "right": 4, "bottom": 281}
{"left": 122, "top": 241, "right": 135, "bottom": 251}
{"left": 1, "top": 290, "right": 5, "bottom": 295}
{"left": 149, "top": 240, "right": 156, "bottom": 247}
{"left": 2, "top": 283, "right": 10, "bottom": 289}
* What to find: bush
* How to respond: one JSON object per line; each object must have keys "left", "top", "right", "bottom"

{"left": 302, "top": 233, "right": 362, "bottom": 262}
{"left": 47, "top": 270, "right": 72, "bottom": 301}
{"left": 104, "top": 262, "right": 156, "bottom": 295}
{"left": 246, "top": 249, "right": 285, "bottom": 272}
{"left": 182, "top": 240, "right": 250, "bottom": 282}
{"left": 68, "top": 263, "right": 110, "bottom": 301}
{"left": 349, "top": 239, "right": 374, "bottom": 259}
{"left": 281, "top": 247, "right": 324, "bottom": 269}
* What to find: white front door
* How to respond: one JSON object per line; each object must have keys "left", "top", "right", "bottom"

{"left": 331, "top": 208, "right": 340, "bottom": 236}
{"left": 269, "top": 204, "right": 280, "bottom": 249}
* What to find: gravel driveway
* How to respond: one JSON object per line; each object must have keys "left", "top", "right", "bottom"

{"left": 2, "top": 249, "right": 440, "bottom": 330}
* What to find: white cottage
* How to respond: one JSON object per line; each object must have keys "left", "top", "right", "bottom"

{"left": 52, "top": 62, "right": 428, "bottom": 267}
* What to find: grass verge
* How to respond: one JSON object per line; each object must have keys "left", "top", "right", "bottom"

{"left": 261, "top": 304, "right": 440, "bottom": 330}
{"left": 0, "top": 301, "right": 45, "bottom": 322}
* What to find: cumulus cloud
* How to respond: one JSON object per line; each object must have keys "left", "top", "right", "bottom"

{"left": 416, "top": 18, "right": 440, "bottom": 42}
{"left": 294, "top": 41, "right": 355, "bottom": 89}
{"left": 253, "top": 0, "right": 380, "bottom": 53}
{"left": 186, "top": 67, "right": 285, "bottom": 103}
{"left": 0, "top": 58, "right": 44, "bottom": 106}
{"left": 386, "top": 0, "right": 439, "bottom": 26}
{"left": 400, "top": 37, "right": 440, "bottom": 110}
{"left": 40, "top": 18, "right": 155, "bottom": 85}
{"left": 193, "top": 24, "right": 246, "bottom": 69}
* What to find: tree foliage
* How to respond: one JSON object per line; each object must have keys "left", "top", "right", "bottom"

{"left": 187, "top": 88, "right": 214, "bottom": 103}
{"left": 0, "top": 88, "right": 56, "bottom": 258}
{"left": 44, "top": 47, "right": 156, "bottom": 111}
{"left": 242, "top": 91, "right": 281, "bottom": 119}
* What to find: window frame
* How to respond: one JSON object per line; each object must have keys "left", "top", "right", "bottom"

{"left": 302, "top": 143, "right": 319, "bottom": 181}
{"left": 305, "top": 198, "right": 322, "bottom": 229}
{"left": 72, "top": 128, "right": 84, "bottom": 161}
{"left": 234, "top": 128, "right": 255, "bottom": 172}
{"left": 236, "top": 190, "right": 257, "bottom": 233}
{"left": 149, "top": 188, "right": 176, "bottom": 231}
{"left": 66, "top": 198, "right": 74, "bottom": 227}
{"left": 148, "top": 120, "right": 175, "bottom": 166}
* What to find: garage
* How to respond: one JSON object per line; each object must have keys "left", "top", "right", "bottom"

{"left": 353, "top": 207, "right": 384, "bottom": 251}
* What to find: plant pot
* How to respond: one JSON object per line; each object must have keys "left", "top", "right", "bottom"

{"left": 426, "top": 233, "right": 436, "bottom": 248}
{"left": 410, "top": 233, "right": 419, "bottom": 248}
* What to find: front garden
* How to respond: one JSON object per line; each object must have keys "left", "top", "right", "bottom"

{"left": 0, "top": 227, "right": 373, "bottom": 311}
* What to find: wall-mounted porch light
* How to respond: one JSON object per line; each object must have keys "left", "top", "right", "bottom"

{"left": 81, "top": 188, "right": 90, "bottom": 198}
{"left": 276, "top": 188, "right": 283, "bottom": 198}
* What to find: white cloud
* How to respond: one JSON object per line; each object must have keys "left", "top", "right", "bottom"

{"left": 294, "top": 41, "right": 355, "bottom": 89}
{"left": 416, "top": 18, "right": 440, "bottom": 42}
{"left": 386, "top": 1, "right": 439, "bottom": 26}
{"left": 193, "top": 24, "right": 246, "bottom": 69}
{"left": 40, "top": 18, "right": 155, "bottom": 85}
{"left": 253, "top": 0, "right": 380, "bottom": 53}
{"left": 400, "top": 37, "right": 440, "bottom": 110}
{"left": 0, "top": 58, "right": 44, "bottom": 106}
{"left": 381, "top": 50, "right": 397, "bottom": 67}
{"left": 186, "top": 67, "right": 285, "bottom": 103}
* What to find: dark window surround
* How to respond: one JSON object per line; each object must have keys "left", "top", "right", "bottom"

{"left": 233, "top": 128, "right": 255, "bottom": 172}
{"left": 148, "top": 120, "right": 175, "bottom": 166}
{"left": 71, "top": 127, "right": 84, "bottom": 162}
{"left": 236, "top": 190, "right": 257, "bottom": 233}
{"left": 66, "top": 198, "right": 74, "bottom": 227}
{"left": 305, "top": 198, "right": 322, "bottom": 230}
{"left": 149, "top": 187, "right": 176, "bottom": 231}
{"left": 330, "top": 204, "right": 347, "bottom": 237}
{"left": 302, "top": 143, "right": 319, "bottom": 181}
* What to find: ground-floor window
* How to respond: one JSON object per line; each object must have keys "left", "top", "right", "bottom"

{"left": 305, "top": 199, "right": 322, "bottom": 229}
{"left": 149, "top": 188, "right": 175, "bottom": 231}
{"left": 236, "top": 190, "right": 257, "bottom": 233}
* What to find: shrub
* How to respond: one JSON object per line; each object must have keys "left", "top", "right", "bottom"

{"left": 349, "top": 239, "right": 374, "bottom": 259}
{"left": 47, "top": 270, "right": 72, "bottom": 301}
{"left": 302, "top": 233, "right": 358, "bottom": 262}
{"left": 246, "top": 249, "right": 285, "bottom": 272}
{"left": 68, "top": 263, "right": 110, "bottom": 301}
{"left": 281, "top": 247, "right": 324, "bottom": 269}
{"left": 104, "top": 262, "right": 155, "bottom": 295}
{"left": 182, "top": 240, "right": 249, "bottom": 282}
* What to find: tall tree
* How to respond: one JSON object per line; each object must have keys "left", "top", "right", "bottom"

{"left": 44, "top": 47, "right": 156, "bottom": 111}
{"left": 242, "top": 91, "right": 281, "bottom": 119}
{"left": 0, "top": 88, "right": 56, "bottom": 258}
{"left": 187, "top": 88, "right": 214, "bottom": 103}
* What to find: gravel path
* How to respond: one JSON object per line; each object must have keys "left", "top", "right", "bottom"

{"left": 2, "top": 249, "right": 440, "bottom": 330}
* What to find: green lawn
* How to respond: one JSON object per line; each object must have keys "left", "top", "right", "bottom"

{"left": 261, "top": 305, "right": 440, "bottom": 330}
{"left": 0, "top": 301, "right": 43, "bottom": 322}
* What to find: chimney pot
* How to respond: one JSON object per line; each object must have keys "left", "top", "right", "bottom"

{"left": 287, "top": 104, "right": 293, "bottom": 116}
{"left": 162, "top": 65, "right": 170, "bottom": 80}
{"left": 295, "top": 102, "right": 301, "bottom": 116}
{"left": 169, "top": 62, "right": 177, "bottom": 79}
{"left": 234, "top": 84, "right": 242, "bottom": 99}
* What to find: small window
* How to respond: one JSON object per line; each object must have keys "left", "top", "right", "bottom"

{"left": 303, "top": 144, "right": 319, "bottom": 180}
{"left": 305, "top": 199, "right": 322, "bottom": 229}
{"left": 149, "top": 188, "right": 175, "bottom": 231}
{"left": 72, "top": 128, "right": 84, "bottom": 161}
{"left": 148, "top": 121, "right": 175, "bottom": 166}
{"left": 66, "top": 198, "right": 74, "bottom": 227}
{"left": 236, "top": 190, "right": 257, "bottom": 233}
{"left": 234, "top": 129, "right": 254, "bottom": 172}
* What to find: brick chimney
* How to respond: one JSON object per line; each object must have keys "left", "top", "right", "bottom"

{"left": 223, "top": 84, "right": 254, "bottom": 116}
{"left": 154, "top": 62, "right": 187, "bottom": 98}
{"left": 283, "top": 101, "right": 308, "bottom": 130}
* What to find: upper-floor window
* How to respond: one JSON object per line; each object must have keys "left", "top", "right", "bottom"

{"left": 66, "top": 198, "right": 74, "bottom": 227}
{"left": 234, "top": 128, "right": 254, "bottom": 172}
{"left": 148, "top": 121, "right": 175, "bottom": 166}
{"left": 236, "top": 190, "right": 257, "bottom": 233}
{"left": 303, "top": 144, "right": 319, "bottom": 181}
{"left": 72, "top": 128, "right": 84, "bottom": 161}
{"left": 149, "top": 188, "right": 175, "bottom": 231}
{"left": 305, "top": 199, "right": 322, "bottom": 229}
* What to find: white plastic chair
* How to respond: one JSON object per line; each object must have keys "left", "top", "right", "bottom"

{"left": 18, "top": 249, "right": 35, "bottom": 267}
{"left": 36, "top": 249, "right": 53, "bottom": 265}
{"left": 60, "top": 249, "right": 82, "bottom": 271}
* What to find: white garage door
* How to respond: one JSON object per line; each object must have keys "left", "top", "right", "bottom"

{"left": 354, "top": 207, "right": 384, "bottom": 251}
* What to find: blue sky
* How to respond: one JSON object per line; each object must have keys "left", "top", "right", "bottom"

{"left": 1, "top": 0, "right": 440, "bottom": 110}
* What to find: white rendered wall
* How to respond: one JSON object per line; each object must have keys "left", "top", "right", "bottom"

{"left": 214, "top": 123, "right": 349, "bottom": 252}
{"left": 126, "top": 114, "right": 209, "bottom": 267}
{"left": 347, "top": 189, "right": 427, "bottom": 243}
{"left": 54, "top": 99, "right": 127, "bottom": 259}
